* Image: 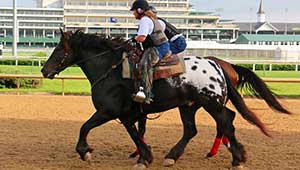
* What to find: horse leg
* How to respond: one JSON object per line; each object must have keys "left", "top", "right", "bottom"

{"left": 207, "top": 107, "right": 246, "bottom": 168}
{"left": 206, "top": 108, "right": 235, "bottom": 158}
{"left": 122, "top": 121, "right": 153, "bottom": 169}
{"left": 129, "top": 116, "right": 147, "bottom": 159}
{"left": 206, "top": 126, "right": 223, "bottom": 158}
{"left": 163, "top": 105, "right": 198, "bottom": 167}
{"left": 76, "top": 110, "right": 114, "bottom": 162}
{"left": 223, "top": 108, "right": 246, "bottom": 168}
{"left": 222, "top": 108, "right": 236, "bottom": 150}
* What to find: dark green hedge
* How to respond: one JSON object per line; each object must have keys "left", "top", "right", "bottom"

{"left": 0, "top": 78, "right": 41, "bottom": 88}
{"left": 237, "top": 64, "right": 297, "bottom": 71}
{"left": 0, "top": 60, "right": 46, "bottom": 66}
{"left": 0, "top": 69, "right": 42, "bottom": 88}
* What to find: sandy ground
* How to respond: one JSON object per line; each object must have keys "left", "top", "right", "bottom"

{"left": 0, "top": 95, "right": 299, "bottom": 170}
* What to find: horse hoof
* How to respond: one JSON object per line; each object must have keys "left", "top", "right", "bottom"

{"left": 205, "top": 153, "right": 214, "bottom": 159}
{"left": 133, "top": 163, "right": 147, "bottom": 170}
{"left": 128, "top": 152, "right": 139, "bottom": 159}
{"left": 84, "top": 152, "right": 92, "bottom": 165}
{"left": 231, "top": 165, "right": 244, "bottom": 170}
{"left": 163, "top": 158, "right": 175, "bottom": 167}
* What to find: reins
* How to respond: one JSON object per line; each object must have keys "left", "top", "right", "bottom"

{"left": 73, "top": 39, "right": 132, "bottom": 66}
{"left": 91, "top": 53, "right": 127, "bottom": 89}
{"left": 67, "top": 38, "right": 132, "bottom": 89}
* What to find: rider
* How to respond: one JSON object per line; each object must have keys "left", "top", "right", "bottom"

{"left": 130, "top": 0, "right": 171, "bottom": 103}
{"left": 149, "top": 6, "right": 187, "bottom": 55}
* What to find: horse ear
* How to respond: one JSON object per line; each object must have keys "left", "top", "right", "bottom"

{"left": 60, "top": 28, "right": 64, "bottom": 37}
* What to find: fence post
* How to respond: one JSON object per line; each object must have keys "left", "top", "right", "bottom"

{"left": 269, "top": 64, "right": 272, "bottom": 71}
{"left": 61, "top": 78, "right": 65, "bottom": 96}
{"left": 296, "top": 64, "right": 298, "bottom": 71}
{"left": 17, "top": 77, "right": 20, "bottom": 95}
{"left": 252, "top": 64, "right": 256, "bottom": 71}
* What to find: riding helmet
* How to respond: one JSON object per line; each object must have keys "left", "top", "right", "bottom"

{"left": 130, "top": 0, "right": 150, "bottom": 11}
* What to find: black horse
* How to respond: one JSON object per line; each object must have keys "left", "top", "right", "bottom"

{"left": 41, "top": 30, "right": 271, "bottom": 169}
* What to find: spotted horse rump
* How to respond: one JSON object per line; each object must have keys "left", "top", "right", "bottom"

{"left": 167, "top": 56, "right": 227, "bottom": 105}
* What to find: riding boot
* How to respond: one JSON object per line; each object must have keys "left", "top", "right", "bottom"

{"left": 133, "top": 47, "right": 159, "bottom": 103}
{"left": 144, "top": 65, "right": 154, "bottom": 104}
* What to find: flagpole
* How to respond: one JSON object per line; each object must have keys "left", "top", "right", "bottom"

{"left": 13, "top": 0, "right": 18, "bottom": 58}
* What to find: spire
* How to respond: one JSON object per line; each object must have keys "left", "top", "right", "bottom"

{"left": 257, "top": 0, "right": 266, "bottom": 23}
{"left": 257, "top": 0, "right": 265, "bottom": 14}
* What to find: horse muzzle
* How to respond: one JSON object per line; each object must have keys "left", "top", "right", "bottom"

{"left": 41, "top": 69, "right": 58, "bottom": 79}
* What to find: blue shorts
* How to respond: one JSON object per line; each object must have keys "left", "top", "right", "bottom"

{"left": 170, "top": 36, "right": 187, "bottom": 54}
{"left": 156, "top": 42, "right": 170, "bottom": 59}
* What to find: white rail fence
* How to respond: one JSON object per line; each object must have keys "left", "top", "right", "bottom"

{"left": 0, "top": 56, "right": 299, "bottom": 71}
{"left": 228, "top": 60, "right": 300, "bottom": 71}
{"left": 0, "top": 74, "right": 299, "bottom": 96}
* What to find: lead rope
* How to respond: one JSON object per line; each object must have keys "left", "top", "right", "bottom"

{"left": 146, "top": 112, "right": 164, "bottom": 120}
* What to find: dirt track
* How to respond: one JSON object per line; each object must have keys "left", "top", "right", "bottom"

{"left": 0, "top": 95, "right": 299, "bottom": 170}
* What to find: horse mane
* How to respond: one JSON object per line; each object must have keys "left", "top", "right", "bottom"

{"left": 70, "top": 30, "right": 128, "bottom": 52}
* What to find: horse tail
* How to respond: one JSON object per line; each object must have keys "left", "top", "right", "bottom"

{"left": 232, "top": 64, "right": 291, "bottom": 115}
{"left": 223, "top": 71, "right": 271, "bottom": 137}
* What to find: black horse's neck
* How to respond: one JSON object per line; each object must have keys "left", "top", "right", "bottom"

{"left": 69, "top": 33, "right": 124, "bottom": 85}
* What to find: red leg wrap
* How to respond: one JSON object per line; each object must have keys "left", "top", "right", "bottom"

{"left": 209, "top": 138, "right": 222, "bottom": 156}
{"left": 222, "top": 136, "right": 230, "bottom": 148}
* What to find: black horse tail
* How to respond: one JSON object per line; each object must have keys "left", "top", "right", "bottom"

{"left": 223, "top": 71, "right": 271, "bottom": 137}
{"left": 232, "top": 64, "right": 291, "bottom": 115}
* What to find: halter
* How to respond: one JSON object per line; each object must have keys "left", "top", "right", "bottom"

{"left": 58, "top": 51, "right": 69, "bottom": 68}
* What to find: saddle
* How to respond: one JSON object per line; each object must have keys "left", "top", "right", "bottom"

{"left": 122, "top": 51, "right": 185, "bottom": 80}
{"left": 159, "top": 53, "right": 180, "bottom": 66}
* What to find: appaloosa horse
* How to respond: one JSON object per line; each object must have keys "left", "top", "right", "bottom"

{"left": 129, "top": 56, "right": 291, "bottom": 159}
{"left": 41, "top": 30, "right": 275, "bottom": 169}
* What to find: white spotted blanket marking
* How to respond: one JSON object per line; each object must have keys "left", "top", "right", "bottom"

{"left": 168, "top": 56, "right": 227, "bottom": 105}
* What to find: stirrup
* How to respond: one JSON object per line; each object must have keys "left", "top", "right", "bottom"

{"left": 132, "top": 87, "right": 146, "bottom": 103}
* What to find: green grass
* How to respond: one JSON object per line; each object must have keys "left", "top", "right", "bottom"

{"left": 265, "top": 83, "right": 300, "bottom": 97}
{"left": 3, "top": 51, "right": 48, "bottom": 57}
{"left": 0, "top": 65, "right": 299, "bottom": 96}
{"left": 253, "top": 71, "right": 300, "bottom": 97}
{"left": 0, "top": 65, "right": 84, "bottom": 75}
{"left": 255, "top": 71, "right": 300, "bottom": 78}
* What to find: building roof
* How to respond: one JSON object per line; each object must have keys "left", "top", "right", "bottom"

{"left": 255, "top": 22, "right": 279, "bottom": 32}
{"left": 235, "top": 22, "right": 300, "bottom": 33}
{"left": 236, "top": 34, "right": 300, "bottom": 43}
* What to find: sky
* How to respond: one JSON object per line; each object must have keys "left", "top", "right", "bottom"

{"left": 0, "top": 0, "right": 299, "bottom": 22}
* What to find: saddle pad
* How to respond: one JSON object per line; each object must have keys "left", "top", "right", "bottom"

{"left": 158, "top": 54, "right": 180, "bottom": 66}
{"left": 153, "top": 56, "right": 185, "bottom": 80}
{"left": 122, "top": 53, "right": 186, "bottom": 80}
